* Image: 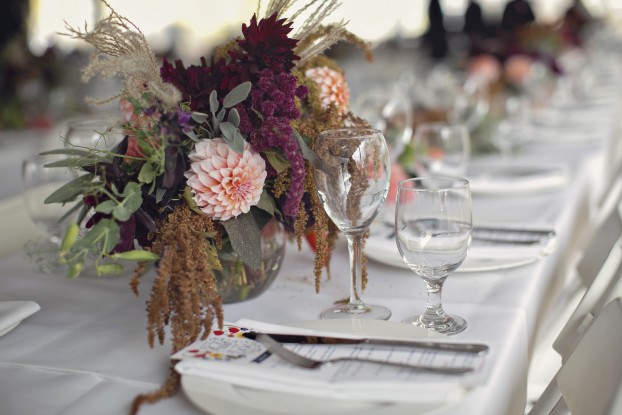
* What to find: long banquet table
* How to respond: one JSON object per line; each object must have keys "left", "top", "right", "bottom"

{"left": 0, "top": 86, "right": 620, "bottom": 415}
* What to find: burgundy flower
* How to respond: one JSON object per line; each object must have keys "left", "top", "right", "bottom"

{"left": 228, "top": 13, "right": 299, "bottom": 80}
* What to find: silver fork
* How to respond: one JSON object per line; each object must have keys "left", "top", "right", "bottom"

{"left": 256, "top": 333, "right": 473, "bottom": 374}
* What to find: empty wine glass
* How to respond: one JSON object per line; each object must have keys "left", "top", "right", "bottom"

{"left": 395, "top": 177, "right": 472, "bottom": 335}
{"left": 410, "top": 122, "right": 471, "bottom": 177}
{"left": 22, "top": 154, "right": 77, "bottom": 273}
{"left": 352, "top": 86, "right": 413, "bottom": 159}
{"left": 492, "top": 95, "right": 532, "bottom": 158}
{"left": 314, "top": 128, "right": 392, "bottom": 320}
{"left": 64, "top": 116, "right": 123, "bottom": 151}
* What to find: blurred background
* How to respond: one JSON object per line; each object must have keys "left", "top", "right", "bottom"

{"left": 0, "top": 0, "right": 619, "bottom": 131}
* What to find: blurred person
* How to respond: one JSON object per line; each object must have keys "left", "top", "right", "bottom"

{"left": 422, "top": 0, "right": 448, "bottom": 60}
{"left": 500, "top": 0, "right": 535, "bottom": 36}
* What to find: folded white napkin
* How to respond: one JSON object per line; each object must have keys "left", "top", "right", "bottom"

{"left": 0, "top": 300, "right": 40, "bottom": 337}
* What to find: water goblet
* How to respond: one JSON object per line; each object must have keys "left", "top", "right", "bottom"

{"left": 352, "top": 86, "right": 413, "bottom": 160}
{"left": 395, "top": 177, "right": 472, "bottom": 335}
{"left": 22, "top": 154, "right": 77, "bottom": 273}
{"left": 64, "top": 117, "right": 123, "bottom": 152}
{"left": 314, "top": 128, "right": 392, "bottom": 320}
{"left": 410, "top": 122, "right": 471, "bottom": 177}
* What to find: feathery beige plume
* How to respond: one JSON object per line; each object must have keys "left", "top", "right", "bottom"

{"left": 63, "top": 0, "right": 180, "bottom": 108}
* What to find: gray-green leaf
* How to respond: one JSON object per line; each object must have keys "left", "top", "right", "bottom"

{"left": 221, "top": 213, "right": 261, "bottom": 270}
{"left": 227, "top": 108, "right": 240, "bottom": 127}
{"left": 44, "top": 174, "right": 95, "bottom": 204}
{"left": 293, "top": 129, "right": 329, "bottom": 173}
{"left": 223, "top": 81, "right": 251, "bottom": 108}
{"left": 94, "top": 200, "right": 116, "bottom": 214}
{"left": 192, "top": 112, "right": 209, "bottom": 124}
{"left": 138, "top": 162, "right": 157, "bottom": 184}
{"left": 256, "top": 191, "right": 276, "bottom": 216}
{"left": 209, "top": 90, "right": 219, "bottom": 115}
{"left": 220, "top": 122, "right": 236, "bottom": 142}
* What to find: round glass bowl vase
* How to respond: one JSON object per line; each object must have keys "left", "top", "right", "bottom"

{"left": 215, "top": 218, "right": 287, "bottom": 303}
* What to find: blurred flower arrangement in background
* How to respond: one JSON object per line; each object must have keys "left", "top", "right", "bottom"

{"left": 45, "top": 0, "right": 373, "bottom": 411}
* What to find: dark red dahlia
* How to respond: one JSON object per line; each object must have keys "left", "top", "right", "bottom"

{"left": 160, "top": 56, "right": 227, "bottom": 113}
{"left": 230, "top": 13, "right": 299, "bottom": 79}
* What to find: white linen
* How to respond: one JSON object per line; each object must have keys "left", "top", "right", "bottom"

{"left": 0, "top": 300, "right": 40, "bottom": 337}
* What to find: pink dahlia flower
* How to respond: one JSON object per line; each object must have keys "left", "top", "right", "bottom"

{"left": 305, "top": 66, "right": 350, "bottom": 115}
{"left": 185, "top": 138, "right": 267, "bottom": 221}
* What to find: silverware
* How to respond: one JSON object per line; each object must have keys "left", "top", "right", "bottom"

{"left": 243, "top": 331, "right": 489, "bottom": 354}
{"left": 256, "top": 333, "right": 474, "bottom": 374}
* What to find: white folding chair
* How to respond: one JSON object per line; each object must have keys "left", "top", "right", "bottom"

{"left": 553, "top": 235, "right": 622, "bottom": 359}
{"left": 528, "top": 297, "right": 622, "bottom": 415}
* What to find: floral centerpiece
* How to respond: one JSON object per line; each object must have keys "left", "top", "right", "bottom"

{"left": 47, "top": 0, "right": 373, "bottom": 412}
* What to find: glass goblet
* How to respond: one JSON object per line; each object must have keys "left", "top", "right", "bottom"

{"left": 314, "top": 128, "right": 392, "bottom": 320}
{"left": 395, "top": 177, "right": 472, "bottom": 335}
{"left": 410, "top": 122, "right": 471, "bottom": 178}
{"left": 22, "top": 154, "right": 77, "bottom": 273}
{"left": 352, "top": 86, "right": 413, "bottom": 160}
{"left": 64, "top": 117, "right": 123, "bottom": 152}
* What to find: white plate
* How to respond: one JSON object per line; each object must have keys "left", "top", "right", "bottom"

{"left": 365, "top": 220, "right": 554, "bottom": 273}
{"left": 465, "top": 162, "right": 569, "bottom": 195}
{"left": 181, "top": 319, "right": 459, "bottom": 415}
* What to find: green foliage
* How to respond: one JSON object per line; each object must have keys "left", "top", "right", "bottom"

{"left": 221, "top": 212, "right": 261, "bottom": 270}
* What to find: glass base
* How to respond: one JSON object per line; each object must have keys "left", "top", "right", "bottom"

{"left": 320, "top": 303, "right": 391, "bottom": 320}
{"left": 403, "top": 313, "right": 467, "bottom": 335}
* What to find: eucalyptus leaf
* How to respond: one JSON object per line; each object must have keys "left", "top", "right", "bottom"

{"left": 216, "top": 108, "right": 226, "bottom": 123}
{"left": 221, "top": 213, "right": 261, "bottom": 270}
{"left": 231, "top": 130, "right": 245, "bottom": 154}
{"left": 209, "top": 90, "right": 219, "bottom": 115}
{"left": 256, "top": 191, "right": 276, "bottom": 216}
{"left": 44, "top": 174, "right": 95, "bottom": 204}
{"left": 156, "top": 187, "right": 166, "bottom": 204}
{"left": 293, "top": 129, "right": 329, "bottom": 173}
{"left": 227, "top": 108, "right": 240, "bottom": 127}
{"left": 223, "top": 81, "right": 251, "bottom": 108}
{"left": 220, "top": 122, "right": 236, "bottom": 142}
{"left": 264, "top": 151, "right": 290, "bottom": 173}
{"left": 192, "top": 112, "right": 209, "bottom": 124}
{"left": 184, "top": 129, "right": 200, "bottom": 142}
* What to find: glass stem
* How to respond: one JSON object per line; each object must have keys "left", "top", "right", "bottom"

{"left": 424, "top": 278, "right": 447, "bottom": 319}
{"left": 345, "top": 233, "right": 366, "bottom": 312}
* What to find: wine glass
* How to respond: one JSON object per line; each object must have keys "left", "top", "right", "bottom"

{"left": 64, "top": 116, "right": 123, "bottom": 151}
{"left": 395, "top": 177, "right": 472, "bottom": 335}
{"left": 352, "top": 85, "right": 413, "bottom": 160}
{"left": 492, "top": 95, "right": 532, "bottom": 158}
{"left": 409, "top": 122, "right": 471, "bottom": 177}
{"left": 314, "top": 128, "right": 392, "bottom": 320}
{"left": 22, "top": 154, "right": 77, "bottom": 273}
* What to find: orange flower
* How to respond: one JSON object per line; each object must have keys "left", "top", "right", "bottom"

{"left": 305, "top": 66, "right": 350, "bottom": 115}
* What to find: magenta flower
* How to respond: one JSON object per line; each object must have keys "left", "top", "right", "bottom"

{"left": 185, "top": 138, "right": 267, "bottom": 221}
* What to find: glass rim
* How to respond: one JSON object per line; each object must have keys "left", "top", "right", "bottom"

{"left": 414, "top": 122, "right": 468, "bottom": 132}
{"left": 397, "top": 176, "right": 470, "bottom": 191}
{"left": 318, "top": 127, "right": 383, "bottom": 139}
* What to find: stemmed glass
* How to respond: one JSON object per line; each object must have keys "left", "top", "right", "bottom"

{"left": 410, "top": 122, "right": 471, "bottom": 177}
{"left": 352, "top": 86, "right": 413, "bottom": 160}
{"left": 395, "top": 177, "right": 472, "bottom": 335}
{"left": 22, "top": 154, "right": 77, "bottom": 273}
{"left": 314, "top": 128, "right": 392, "bottom": 320}
{"left": 64, "top": 117, "right": 123, "bottom": 151}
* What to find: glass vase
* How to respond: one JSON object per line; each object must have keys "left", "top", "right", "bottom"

{"left": 215, "top": 218, "right": 287, "bottom": 303}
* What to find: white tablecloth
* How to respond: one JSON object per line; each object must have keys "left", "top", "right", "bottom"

{"left": 0, "top": 96, "right": 617, "bottom": 414}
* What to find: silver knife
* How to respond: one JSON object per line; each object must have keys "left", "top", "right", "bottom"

{"left": 243, "top": 332, "right": 489, "bottom": 354}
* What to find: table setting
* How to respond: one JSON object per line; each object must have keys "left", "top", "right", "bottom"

{"left": 1, "top": 1, "right": 622, "bottom": 415}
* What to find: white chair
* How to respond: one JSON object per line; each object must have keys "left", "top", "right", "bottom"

{"left": 528, "top": 297, "right": 622, "bottom": 415}
{"left": 553, "top": 235, "right": 622, "bottom": 359}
